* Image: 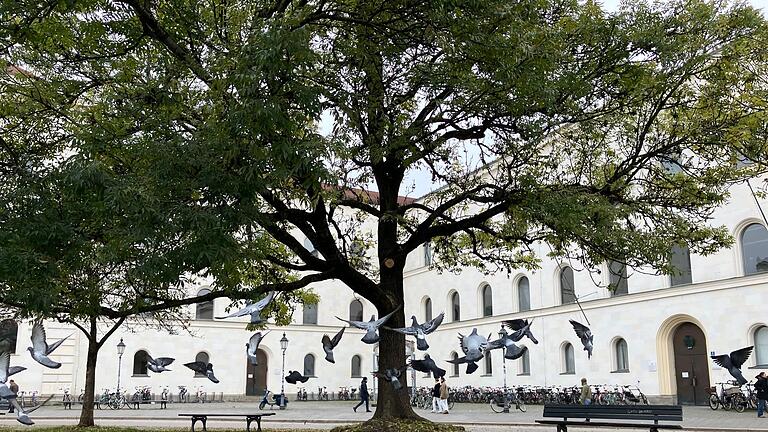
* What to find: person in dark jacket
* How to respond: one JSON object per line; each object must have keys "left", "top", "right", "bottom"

{"left": 8, "top": 380, "right": 18, "bottom": 413}
{"left": 431, "top": 378, "right": 441, "bottom": 413}
{"left": 353, "top": 377, "right": 371, "bottom": 413}
{"left": 755, "top": 372, "right": 768, "bottom": 418}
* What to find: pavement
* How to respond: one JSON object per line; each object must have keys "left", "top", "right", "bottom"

{"left": 0, "top": 400, "right": 767, "bottom": 431}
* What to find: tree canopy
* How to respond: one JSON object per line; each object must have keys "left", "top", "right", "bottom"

{"left": 2, "top": 0, "right": 768, "bottom": 422}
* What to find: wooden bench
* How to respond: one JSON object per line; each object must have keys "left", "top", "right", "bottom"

{"left": 536, "top": 404, "right": 683, "bottom": 432}
{"left": 179, "top": 413, "right": 275, "bottom": 432}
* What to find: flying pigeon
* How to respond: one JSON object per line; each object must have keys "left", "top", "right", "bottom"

{"left": 386, "top": 312, "right": 444, "bottom": 351}
{"left": 28, "top": 322, "right": 71, "bottom": 369}
{"left": 446, "top": 355, "right": 479, "bottom": 374}
{"left": 409, "top": 354, "right": 446, "bottom": 378}
{"left": 147, "top": 356, "right": 175, "bottom": 373}
{"left": 321, "top": 327, "right": 345, "bottom": 363}
{"left": 184, "top": 361, "right": 219, "bottom": 383}
{"left": 503, "top": 319, "right": 539, "bottom": 344}
{"left": 285, "top": 371, "right": 311, "bottom": 384}
{"left": 711, "top": 346, "right": 754, "bottom": 385}
{"left": 569, "top": 319, "right": 593, "bottom": 359}
{"left": 488, "top": 329, "right": 529, "bottom": 360}
{"left": 336, "top": 306, "right": 401, "bottom": 344}
{"left": 247, "top": 331, "right": 269, "bottom": 365}
{"left": 457, "top": 328, "right": 490, "bottom": 362}
{"left": 0, "top": 351, "right": 33, "bottom": 425}
{"left": 373, "top": 366, "right": 408, "bottom": 390}
{"left": 216, "top": 291, "right": 276, "bottom": 324}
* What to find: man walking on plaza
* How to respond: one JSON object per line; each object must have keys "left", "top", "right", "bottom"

{"left": 8, "top": 380, "right": 18, "bottom": 413}
{"left": 353, "top": 377, "right": 370, "bottom": 413}
{"left": 579, "top": 378, "right": 592, "bottom": 406}
{"left": 755, "top": 372, "right": 768, "bottom": 418}
{"left": 431, "top": 378, "right": 441, "bottom": 413}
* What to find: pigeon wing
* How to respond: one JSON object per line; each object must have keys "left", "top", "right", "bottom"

{"left": 30, "top": 322, "right": 49, "bottom": 353}
{"left": 216, "top": 305, "right": 252, "bottom": 319}
{"left": 711, "top": 354, "right": 732, "bottom": 369}
{"left": 321, "top": 334, "right": 332, "bottom": 350}
{"left": 335, "top": 316, "right": 368, "bottom": 330}
{"left": 569, "top": 320, "right": 591, "bottom": 340}
{"left": 254, "top": 291, "right": 276, "bottom": 310}
{"left": 503, "top": 319, "right": 527, "bottom": 331}
{"left": 446, "top": 355, "right": 468, "bottom": 365}
{"left": 729, "top": 346, "right": 754, "bottom": 368}
{"left": 373, "top": 305, "right": 402, "bottom": 327}
{"left": 409, "top": 359, "right": 430, "bottom": 373}
{"left": 420, "top": 312, "right": 444, "bottom": 334}
{"left": 7, "top": 366, "right": 26, "bottom": 377}
{"left": 45, "top": 333, "right": 72, "bottom": 355}
{"left": 486, "top": 337, "right": 506, "bottom": 351}
{"left": 0, "top": 351, "right": 9, "bottom": 383}
{"left": 249, "top": 333, "right": 264, "bottom": 349}
{"left": 184, "top": 361, "right": 208, "bottom": 375}
{"left": 330, "top": 327, "right": 345, "bottom": 347}
{"left": 155, "top": 357, "right": 175, "bottom": 367}
{"left": 384, "top": 325, "right": 417, "bottom": 336}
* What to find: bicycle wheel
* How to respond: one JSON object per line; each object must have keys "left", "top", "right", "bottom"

{"left": 448, "top": 399, "right": 455, "bottom": 410}
{"left": 259, "top": 401, "right": 266, "bottom": 410}
{"left": 516, "top": 399, "right": 527, "bottom": 413}
{"left": 734, "top": 395, "right": 746, "bottom": 413}
{"left": 490, "top": 397, "right": 505, "bottom": 413}
{"left": 709, "top": 394, "right": 719, "bottom": 410}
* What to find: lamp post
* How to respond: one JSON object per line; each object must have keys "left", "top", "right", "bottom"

{"left": 116, "top": 338, "right": 126, "bottom": 395}
{"left": 498, "top": 327, "right": 509, "bottom": 413}
{"left": 280, "top": 333, "right": 289, "bottom": 409}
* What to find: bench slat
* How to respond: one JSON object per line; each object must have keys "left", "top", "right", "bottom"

{"left": 537, "top": 420, "right": 683, "bottom": 429}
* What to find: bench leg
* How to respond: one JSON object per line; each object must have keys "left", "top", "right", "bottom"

{"left": 191, "top": 416, "right": 207, "bottom": 432}
{"left": 650, "top": 428, "right": 658, "bottom": 432}
{"left": 557, "top": 425, "right": 567, "bottom": 432}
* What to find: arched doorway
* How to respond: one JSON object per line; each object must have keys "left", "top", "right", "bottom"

{"left": 246, "top": 350, "right": 268, "bottom": 396}
{"left": 672, "top": 322, "right": 710, "bottom": 405}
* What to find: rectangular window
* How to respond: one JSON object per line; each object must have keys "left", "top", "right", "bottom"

{"left": 423, "top": 243, "right": 433, "bottom": 267}
{"left": 609, "top": 260, "right": 628, "bottom": 296}
{"left": 670, "top": 245, "right": 693, "bottom": 286}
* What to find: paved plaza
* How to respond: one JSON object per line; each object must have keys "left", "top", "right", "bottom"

{"left": 0, "top": 401, "right": 766, "bottom": 431}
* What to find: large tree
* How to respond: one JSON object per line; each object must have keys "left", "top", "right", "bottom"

{"left": 3, "top": 0, "right": 768, "bottom": 425}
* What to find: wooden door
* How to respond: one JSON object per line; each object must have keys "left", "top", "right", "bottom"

{"left": 246, "top": 350, "right": 268, "bottom": 396}
{"left": 673, "top": 323, "right": 710, "bottom": 405}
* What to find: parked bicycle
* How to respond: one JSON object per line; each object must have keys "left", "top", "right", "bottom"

{"left": 296, "top": 387, "right": 308, "bottom": 401}
{"left": 490, "top": 388, "right": 527, "bottom": 413}
{"left": 178, "top": 385, "right": 189, "bottom": 403}
{"left": 709, "top": 381, "right": 748, "bottom": 412}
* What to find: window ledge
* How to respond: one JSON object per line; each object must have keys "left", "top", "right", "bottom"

{"left": 480, "top": 374, "right": 493, "bottom": 377}
{"left": 450, "top": 374, "right": 459, "bottom": 378}
{"left": 351, "top": 375, "right": 362, "bottom": 379}
{"left": 748, "top": 365, "right": 768, "bottom": 369}
{"left": 611, "top": 370, "right": 630, "bottom": 374}
{"left": 132, "top": 374, "right": 149, "bottom": 378}
{"left": 517, "top": 373, "right": 531, "bottom": 376}
{"left": 560, "top": 372, "right": 575, "bottom": 375}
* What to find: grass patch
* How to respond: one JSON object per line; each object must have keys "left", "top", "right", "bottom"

{"left": 0, "top": 428, "right": 323, "bottom": 432}
{"left": 331, "top": 419, "right": 464, "bottom": 432}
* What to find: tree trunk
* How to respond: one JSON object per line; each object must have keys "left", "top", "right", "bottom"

{"left": 78, "top": 334, "right": 99, "bottom": 426}
{"left": 372, "top": 267, "right": 422, "bottom": 421}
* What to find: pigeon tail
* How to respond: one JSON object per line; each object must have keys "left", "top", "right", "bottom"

{"left": 465, "top": 363, "right": 479, "bottom": 374}
{"left": 527, "top": 333, "right": 539, "bottom": 344}
{"left": 324, "top": 352, "right": 335, "bottom": 364}
{"left": 361, "top": 331, "right": 379, "bottom": 344}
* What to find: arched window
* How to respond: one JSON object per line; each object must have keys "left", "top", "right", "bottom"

{"left": 563, "top": 343, "right": 575, "bottom": 374}
{"left": 481, "top": 284, "right": 493, "bottom": 317}
{"left": 741, "top": 223, "right": 768, "bottom": 275}
{"left": 195, "top": 288, "right": 214, "bottom": 320}
{"left": 450, "top": 352, "right": 460, "bottom": 377}
{"left": 519, "top": 349, "right": 530, "bottom": 375}
{"left": 517, "top": 277, "right": 531, "bottom": 312}
{"left": 424, "top": 298, "right": 432, "bottom": 322}
{"left": 0, "top": 319, "right": 18, "bottom": 354}
{"left": 608, "top": 260, "right": 628, "bottom": 296}
{"left": 670, "top": 245, "right": 693, "bottom": 286}
{"left": 303, "top": 303, "right": 318, "bottom": 325}
{"left": 755, "top": 326, "right": 768, "bottom": 366}
{"left": 614, "top": 338, "right": 629, "bottom": 372}
{"left": 133, "top": 350, "right": 149, "bottom": 376}
{"left": 351, "top": 355, "right": 362, "bottom": 378}
{"left": 303, "top": 354, "right": 316, "bottom": 376}
{"left": 484, "top": 354, "right": 493, "bottom": 375}
{"left": 349, "top": 300, "right": 363, "bottom": 321}
{"left": 194, "top": 352, "right": 209, "bottom": 377}
{"left": 560, "top": 267, "right": 576, "bottom": 304}
{"left": 451, "top": 292, "right": 461, "bottom": 322}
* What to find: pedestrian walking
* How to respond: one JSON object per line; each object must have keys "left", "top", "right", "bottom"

{"left": 755, "top": 372, "right": 768, "bottom": 418}
{"left": 353, "top": 377, "right": 370, "bottom": 413}
{"left": 431, "top": 378, "right": 441, "bottom": 413}
{"left": 8, "top": 380, "right": 18, "bottom": 413}
{"left": 579, "top": 377, "right": 592, "bottom": 406}
{"left": 439, "top": 376, "right": 449, "bottom": 414}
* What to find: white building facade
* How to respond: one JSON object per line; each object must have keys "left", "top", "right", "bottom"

{"left": 2, "top": 180, "right": 767, "bottom": 405}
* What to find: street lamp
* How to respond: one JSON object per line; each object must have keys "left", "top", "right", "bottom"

{"left": 498, "top": 327, "right": 509, "bottom": 413}
{"left": 280, "top": 333, "right": 289, "bottom": 409}
{"left": 116, "top": 338, "right": 126, "bottom": 394}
